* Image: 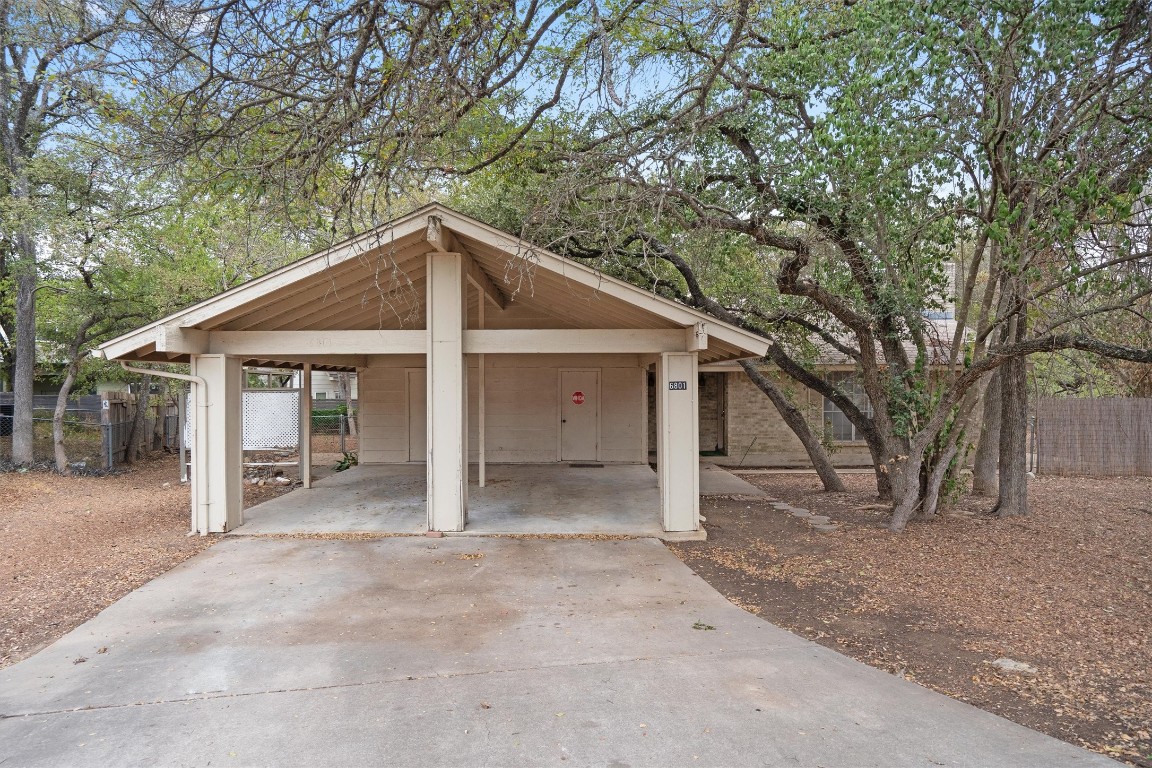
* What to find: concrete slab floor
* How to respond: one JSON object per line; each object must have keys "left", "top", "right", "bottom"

{"left": 237, "top": 462, "right": 751, "bottom": 538}
{"left": 239, "top": 463, "right": 427, "bottom": 536}
{"left": 0, "top": 538, "right": 1116, "bottom": 768}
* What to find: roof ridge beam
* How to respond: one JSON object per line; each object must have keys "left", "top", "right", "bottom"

{"left": 427, "top": 215, "right": 505, "bottom": 310}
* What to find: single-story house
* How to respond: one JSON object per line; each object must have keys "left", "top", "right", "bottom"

{"left": 690, "top": 318, "right": 962, "bottom": 469}
{"left": 95, "top": 204, "right": 769, "bottom": 536}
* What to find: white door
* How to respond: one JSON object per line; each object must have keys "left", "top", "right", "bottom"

{"left": 560, "top": 370, "right": 599, "bottom": 461}
{"left": 408, "top": 369, "right": 427, "bottom": 462}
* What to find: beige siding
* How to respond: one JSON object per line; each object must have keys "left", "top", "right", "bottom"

{"left": 358, "top": 357, "right": 419, "bottom": 464}
{"left": 360, "top": 353, "right": 645, "bottom": 464}
{"left": 600, "top": 367, "right": 645, "bottom": 463}
{"left": 468, "top": 298, "right": 579, "bottom": 330}
{"left": 482, "top": 363, "right": 558, "bottom": 462}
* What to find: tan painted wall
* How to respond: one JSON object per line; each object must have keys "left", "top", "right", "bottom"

{"left": 601, "top": 366, "right": 646, "bottom": 463}
{"left": 362, "top": 356, "right": 875, "bottom": 469}
{"left": 359, "top": 353, "right": 646, "bottom": 464}
{"left": 357, "top": 354, "right": 423, "bottom": 463}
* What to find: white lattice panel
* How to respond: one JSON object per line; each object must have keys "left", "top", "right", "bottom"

{"left": 183, "top": 390, "right": 301, "bottom": 451}
{"left": 242, "top": 390, "right": 300, "bottom": 450}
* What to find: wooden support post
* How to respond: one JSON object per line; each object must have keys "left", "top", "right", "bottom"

{"left": 656, "top": 351, "right": 700, "bottom": 532}
{"left": 299, "top": 364, "right": 312, "bottom": 489}
{"left": 192, "top": 354, "right": 244, "bottom": 533}
{"left": 426, "top": 251, "right": 467, "bottom": 532}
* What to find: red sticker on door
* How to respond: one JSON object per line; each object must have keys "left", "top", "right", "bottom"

{"left": 571, "top": 391, "right": 585, "bottom": 405}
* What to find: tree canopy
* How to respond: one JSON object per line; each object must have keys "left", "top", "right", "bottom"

{"left": 3, "top": 0, "right": 1151, "bottom": 528}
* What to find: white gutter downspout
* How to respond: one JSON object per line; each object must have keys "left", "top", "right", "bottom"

{"left": 94, "top": 353, "right": 210, "bottom": 536}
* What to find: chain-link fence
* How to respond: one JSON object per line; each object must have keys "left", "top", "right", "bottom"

{"left": 0, "top": 395, "right": 180, "bottom": 470}
{"left": 3, "top": 389, "right": 356, "bottom": 472}
{"left": 311, "top": 410, "right": 358, "bottom": 455}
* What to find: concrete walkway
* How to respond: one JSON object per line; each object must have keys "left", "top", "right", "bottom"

{"left": 699, "top": 462, "right": 767, "bottom": 496}
{"left": 0, "top": 538, "right": 1115, "bottom": 767}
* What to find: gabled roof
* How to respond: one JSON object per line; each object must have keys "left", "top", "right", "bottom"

{"left": 98, "top": 203, "right": 769, "bottom": 367}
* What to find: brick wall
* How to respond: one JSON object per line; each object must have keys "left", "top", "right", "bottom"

{"left": 646, "top": 364, "right": 873, "bottom": 468}
{"left": 713, "top": 368, "right": 873, "bottom": 468}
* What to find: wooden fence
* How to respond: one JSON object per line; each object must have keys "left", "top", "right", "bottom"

{"left": 1036, "top": 397, "right": 1152, "bottom": 476}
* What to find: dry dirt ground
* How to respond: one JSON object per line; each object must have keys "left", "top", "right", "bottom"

{"left": 670, "top": 472, "right": 1152, "bottom": 766}
{"left": 0, "top": 454, "right": 293, "bottom": 669}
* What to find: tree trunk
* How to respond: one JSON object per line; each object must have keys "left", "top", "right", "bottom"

{"left": 739, "top": 360, "right": 845, "bottom": 492}
{"left": 52, "top": 359, "right": 81, "bottom": 474}
{"left": 122, "top": 374, "right": 152, "bottom": 465}
{"left": 971, "top": 370, "right": 1001, "bottom": 495}
{"left": 992, "top": 354, "right": 1029, "bottom": 517}
{"left": 761, "top": 342, "right": 891, "bottom": 498}
{"left": 338, "top": 372, "right": 357, "bottom": 438}
{"left": 152, "top": 378, "right": 169, "bottom": 451}
{"left": 12, "top": 268, "right": 36, "bottom": 465}
{"left": 50, "top": 319, "right": 99, "bottom": 473}
{"left": 861, "top": 434, "right": 894, "bottom": 501}
{"left": 886, "top": 390, "right": 967, "bottom": 532}
{"left": 921, "top": 440, "right": 961, "bottom": 520}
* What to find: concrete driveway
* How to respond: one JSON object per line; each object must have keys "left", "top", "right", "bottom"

{"left": 0, "top": 537, "right": 1115, "bottom": 767}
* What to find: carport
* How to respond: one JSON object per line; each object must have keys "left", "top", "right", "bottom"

{"left": 236, "top": 463, "right": 671, "bottom": 537}
{"left": 95, "top": 204, "right": 768, "bottom": 536}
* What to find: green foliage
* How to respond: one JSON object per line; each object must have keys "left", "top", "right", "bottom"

{"left": 311, "top": 406, "right": 348, "bottom": 430}
{"left": 436, "top": 0, "right": 1152, "bottom": 522}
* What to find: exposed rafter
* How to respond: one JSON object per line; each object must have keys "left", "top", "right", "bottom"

{"left": 428, "top": 214, "right": 506, "bottom": 310}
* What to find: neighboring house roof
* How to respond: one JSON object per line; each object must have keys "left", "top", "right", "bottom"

{"left": 96, "top": 203, "right": 769, "bottom": 368}
{"left": 701, "top": 319, "right": 970, "bottom": 371}
{"left": 812, "top": 318, "right": 970, "bottom": 367}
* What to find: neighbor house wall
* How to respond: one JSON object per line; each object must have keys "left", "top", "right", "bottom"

{"left": 309, "top": 371, "right": 359, "bottom": 402}
{"left": 699, "top": 373, "right": 724, "bottom": 452}
{"left": 707, "top": 368, "right": 873, "bottom": 468}
{"left": 358, "top": 352, "right": 646, "bottom": 465}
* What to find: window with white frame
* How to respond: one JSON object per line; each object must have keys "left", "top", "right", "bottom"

{"left": 823, "top": 371, "right": 873, "bottom": 441}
